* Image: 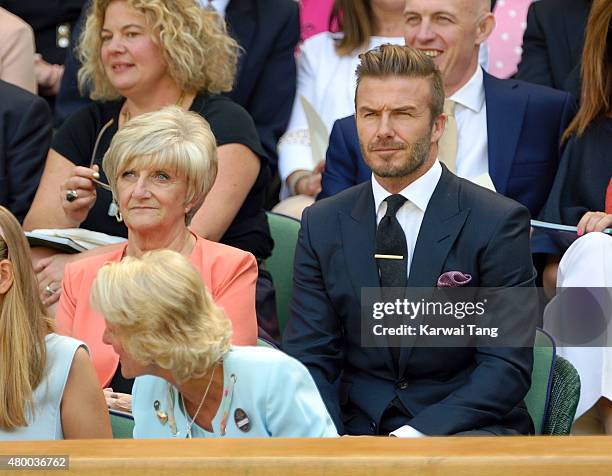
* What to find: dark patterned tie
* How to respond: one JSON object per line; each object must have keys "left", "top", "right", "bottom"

{"left": 376, "top": 194, "right": 408, "bottom": 288}
{"left": 375, "top": 194, "right": 408, "bottom": 364}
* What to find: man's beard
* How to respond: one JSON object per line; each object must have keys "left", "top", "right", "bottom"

{"left": 361, "top": 132, "right": 432, "bottom": 178}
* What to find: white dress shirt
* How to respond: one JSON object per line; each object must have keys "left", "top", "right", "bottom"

{"left": 372, "top": 161, "right": 442, "bottom": 439}
{"left": 449, "top": 67, "right": 489, "bottom": 181}
{"left": 371, "top": 160, "right": 442, "bottom": 280}
{"left": 197, "top": 0, "right": 230, "bottom": 18}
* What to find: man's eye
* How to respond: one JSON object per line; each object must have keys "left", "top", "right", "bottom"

{"left": 121, "top": 170, "right": 136, "bottom": 178}
{"left": 436, "top": 15, "right": 452, "bottom": 23}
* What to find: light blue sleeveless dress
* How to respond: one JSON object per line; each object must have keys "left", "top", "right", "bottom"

{"left": 0, "top": 334, "right": 86, "bottom": 440}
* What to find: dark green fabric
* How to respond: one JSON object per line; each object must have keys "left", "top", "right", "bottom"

{"left": 265, "top": 212, "right": 301, "bottom": 335}
{"left": 110, "top": 411, "right": 134, "bottom": 439}
{"left": 525, "top": 329, "right": 555, "bottom": 434}
{"left": 544, "top": 356, "right": 581, "bottom": 435}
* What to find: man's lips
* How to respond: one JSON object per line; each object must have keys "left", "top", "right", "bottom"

{"left": 369, "top": 143, "right": 407, "bottom": 152}
{"left": 419, "top": 49, "right": 443, "bottom": 58}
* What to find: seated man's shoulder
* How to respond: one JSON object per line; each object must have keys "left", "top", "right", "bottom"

{"left": 307, "top": 182, "right": 369, "bottom": 218}
{"left": 0, "top": 80, "right": 46, "bottom": 111}
{"left": 491, "top": 75, "right": 572, "bottom": 105}
{"left": 458, "top": 176, "right": 529, "bottom": 223}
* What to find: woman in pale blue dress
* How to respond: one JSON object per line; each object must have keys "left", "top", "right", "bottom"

{"left": 91, "top": 249, "right": 338, "bottom": 438}
{"left": 0, "top": 206, "right": 110, "bottom": 440}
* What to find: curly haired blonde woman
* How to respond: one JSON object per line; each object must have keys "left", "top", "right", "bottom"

{"left": 24, "top": 0, "right": 274, "bottom": 324}
{"left": 0, "top": 206, "right": 109, "bottom": 440}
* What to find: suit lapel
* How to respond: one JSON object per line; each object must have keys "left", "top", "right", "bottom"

{"left": 484, "top": 72, "right": 527, "bottom": 195}
{"left": 339, "top": 183, "right": 396, "bottom": 374}
{"left": 399, "top": 166, "right": 470, "bottom": 374}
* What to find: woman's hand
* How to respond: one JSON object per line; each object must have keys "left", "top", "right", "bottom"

{"left": 577, "top": 211, "right": 612, "bottom": 235}
{"left": 104, "top": 388, "right": 133, "bottom": 412}
{"left": 295, "top": 161, "right": 325, "bottom": 197}
{"left": 34, "top": 252, "right": 77, "bottom": 307}
{"left": 60, "top": 165, "right": 100, "bottom": 227}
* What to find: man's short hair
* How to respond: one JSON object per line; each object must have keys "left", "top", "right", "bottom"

{"left": 355, "top": 44, "right": 445, "bottom": 121}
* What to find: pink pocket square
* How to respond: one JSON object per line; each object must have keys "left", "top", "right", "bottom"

{"left": 437, "top": 271, "right": 472, "bottom": 288}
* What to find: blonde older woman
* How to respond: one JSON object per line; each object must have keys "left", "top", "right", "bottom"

{"left": 92, "top": 249, "right": 337, "bottom": 438}
{"left": 56, "top": 107, "right": 258, "bottom": 394}
{"left": 0, "top": 206, "right": 110, "bottom": 440}
{"left": 23, "top": 0, "right": 274, "bottom": 329}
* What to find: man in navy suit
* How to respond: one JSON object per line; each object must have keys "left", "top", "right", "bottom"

{"left": 55, "top": 0, "right": 299, "bottom": 170}
{"left": 284, "top": 44, "right": 536, "bottom": 436}
{"left": 516, "top": 0, "right": 591, "bottom": 98}
{"left": 0, "top": 80, "right": 53, "bottom": 222}
{"left": 319, "top": 0, "right": 574, "bottom": 255}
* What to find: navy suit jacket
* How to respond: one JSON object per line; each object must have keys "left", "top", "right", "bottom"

{"left": 0, "top": 81, "right": 52, "bottom": 223}
{"left": 284, "top": 165, "right": 537, "bottom": 435}
{"left": 516, "top": 0, "right": 591, "bottom": 97}
{"left": 55, "top": 0, "right": 299, "bottom": 169}
{"left": 318, "top": 73, "right": 574, "bottom": 252}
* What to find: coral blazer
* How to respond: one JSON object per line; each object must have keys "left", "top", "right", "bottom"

{"left": 56, "top": 234, "right": 259, "bottom": 386}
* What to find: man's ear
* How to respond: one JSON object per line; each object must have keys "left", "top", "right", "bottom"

{"left": 0, "top": 260, "right": 14, "bottom": 295}
{"left": 475, "top": 12, "right": 496, "bottom": 45}
{"left": 431, "top": 113, "right": 446, "bottom": 144}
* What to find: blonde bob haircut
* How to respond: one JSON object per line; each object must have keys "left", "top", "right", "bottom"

{"left": 103, "top": 106, "right": 218, "bottom": 225}
{"left": 90, "top": 249, "right": 232, "bottom": 383}
{"left": 0, "top": 207, "right": 54, "bottom": 431}
{"left": 78, "top": 0, "right": 240, "bottom": 100}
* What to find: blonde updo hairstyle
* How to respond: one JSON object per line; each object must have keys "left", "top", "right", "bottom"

{"left": 78, "top": 0, "right": 240, "bottom": 100}
{"left": 102, "top": 106, "right": 218, "bottom": 225}
{"left": 90, "top": 249, "right": 232, "bottom": 383}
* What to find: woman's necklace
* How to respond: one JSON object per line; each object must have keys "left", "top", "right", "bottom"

{"left": 181, "top": 364, "right": 217, "bottom": 438}
{"left": 121, "top": 90, "right": 186, "bottom": 124}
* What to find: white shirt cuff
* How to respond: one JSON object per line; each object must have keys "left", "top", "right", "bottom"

{"left": 389, "top": 425, "right": 425, "bottom": 438}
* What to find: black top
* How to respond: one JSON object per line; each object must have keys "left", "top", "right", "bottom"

{"left": 52, "top": 93, "right": 273, "bottom": 260}
{"left": 541, "top": 116, "right": 612, "bottom": 225}
{"left": 539, "top": 116, "right": 612, "bottom": 252}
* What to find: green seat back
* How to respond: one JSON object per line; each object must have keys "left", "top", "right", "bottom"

{"left": 109, "top": 410, "right": 134, "bottom": 439}
{"left": 543, "top": 355, "right": 581, "bottom": 435}
{"left": 265, "top": 212, "right": 301, "bottom": 335}
{"left": 525, "top": 328, "right": 555, "bottom": 434}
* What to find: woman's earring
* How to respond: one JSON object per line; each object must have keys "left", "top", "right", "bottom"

{"left": 108, "top": 200, "right": 122, "bottom": 222}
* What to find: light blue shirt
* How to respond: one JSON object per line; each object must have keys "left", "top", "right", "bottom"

{"left": 0, "top": 334, "right": 85, "bottom": 440}
{"left": 132, "top": 346, "right": 338, "bottom": 438}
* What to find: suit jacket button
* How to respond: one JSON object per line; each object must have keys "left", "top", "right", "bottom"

{"left": 369, "top": 421, "right": 377, "bottom": 432}
{"left": 396, "top": 379, "right": 408, "bottom": 390}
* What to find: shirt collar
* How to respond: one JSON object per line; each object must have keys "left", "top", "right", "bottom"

{"left": 448, "top": 67, "right": 485, "bottom": 113}
{"left": 198, "top": 0, "right": 230, "bottom": 18}
{"left": 371, "top": 160, "right": 442, "bottom": 215}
